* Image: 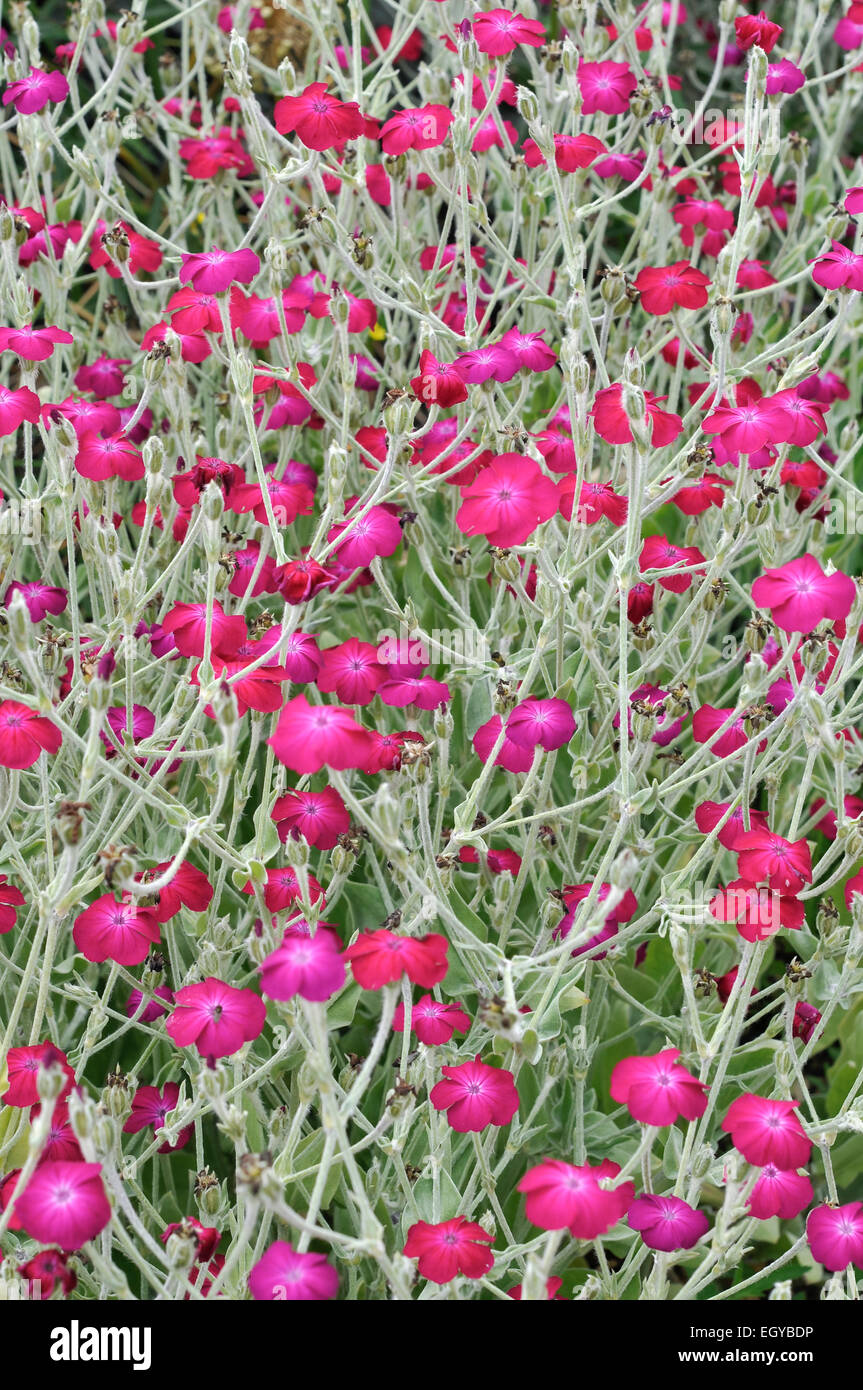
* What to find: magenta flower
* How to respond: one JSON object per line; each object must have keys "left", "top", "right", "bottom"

{"left": 709, "top": 881, "right": 804, "bottom": 942}
{"left": 380, "top": 104, "right": 453, "bottom": 155}
{"left": 272, "top": 787, "right": 350, "bottom": 850}
{"left": 498, "top": 327, "right": 557, "bottom": 372}
{"left": 554, "top": 881, "right": 638, "bottom": 960}
{"left": 140, "top": 861, "right": 214, "bottom": 923}
{"left": 610, "top": 1049, "right": 708, "bottom": 1126}
{"left": 722, "top": 1094, "right": 812, "bottom": 1169}
{"left": 792, "top": 1002, "right": 822, "bottom": 1044}
{"left": 259, "top": 927, "right": 346, "bottom": 1003}
{"left": 73, "top": 894, "right": 160, "bottom": 967}
{"left": 274, "top": 83, "right": 365, "bottom": 151}
{"left": 457, "top": 455, "right": 559, "bottom": 547}
{"left": 523, "top": 133, "right": 606, "bottom": 172}
{"left": 454, "top": 344, "right": 520, "bottom": 385}
{"left": 126, "top": 985, "right": 173, "bottom": 1023}
{"left": 316, "top": 637, "right": 386, "bottom": 705}
{"left": 0, "top": 700, "right": 62, "bottom": 769}
{"left": 403, "top": 1217, "right": 494, "bottom": 1283}
{"left": 702, "top": 394, "right": 794, "bottom": 453}
{"left": 810, "top": 239, "right": 863, "bottom": 291}
{"left": 410, "top": 350, "right": 468, "bottom": 407}
{"left": 249, "top": 1240, "right": 339, "bottom": 1299}
{"left": 327, "top": 504, "right": 402, "bottom": 568}
{"left": 5, "top": 581, "right": 67, "bottom": 623}
{"left": 14, "top": 1163, "right": 110, "bottom": 1251}
{"left": 3, "top": 67, "right": 69, "bottom": 114}
{"left": 346, "top": 930, "right": 449, "bottom": 990}
{"left": 0, "top": 323, "right": 73, "bottom": 361}
{"left": 74, "top": 432, "right": 144, "bottom": 482}
{"left": 752, "top": 554, "right": 855, "bottom": 634}
{"left": 473, "top": 8, "right": 545, "bottom": 54}
{"left": 123, "top": 1083, "right": 193, "bottom": 1153}
{"left": 506, "top": 697, "right": 577, "bottom": 752}
{"left": 748, "top": 1165, "right": 813, "bottom": 1220}
{"left": 695, "top": 801, "right": 773, "bottom": 851}
{"left": 628, "top": 1194, "right": 710, "bottom": 1251}
{"left": 268, "top": 695, "right": 374, "bottom": 775}
{"left": 807, "top": 1203, "right": 863, "bottom": 1271}
{"left": 578, "top": 60, "right": 636, "bottom": 115}
{"left": 0, "top": 384, "right": 40, "bottom": 435}
{"left": 518, "top": 1158, "right": 635, "bottom": 1239}
{"left": 393, "top": 995, "right": 470, "bottom": 1045}
{"left": 165, "top": 977, "right": 266, "bottom": 1059}
{"left": 178, "top": 247, "right": 261, "bottom": 294}
{"left": 692, "top": 705, "right": 756, "bottom": 759}
{"left": 473, "top": 714, "right": 535, "bottom": 773}
{"left": 430, "top": 1055, "right": 519, "bottom": 1132}
{"left": 766, "top": 58, "right": 805, "bottom": 94}
{"left": 3, "top": 1042, "right": 74, "bottom": 1107}
{"left": 634, "top": 261, "right": 711, "bottom": 314}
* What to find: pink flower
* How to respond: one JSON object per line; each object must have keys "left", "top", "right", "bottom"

{"left": 578, "top": 60, "right": 637, "bottom": 115}
{"left": 3, "top": 1042, "right": 74, "bottom": 1107}
{"left": 703, "top": 393, "right": 794, "bottom": 453}
{"left": 345, "top": 930, "right": 449, "bottom": 990}
{"left": 178, "top": 247, "right": 260, "bottom": 294}
{"left": 123, "top": 1083, "right": 192, "bottom": 1153}
{"left": 0, "top": 700, "right": 62, "bottom": 769}
{"left": 734, "top": 830, "right": 812, "bottom": 893}
{"left": 634, "top": 261, "right": 711, "bottom": 314}
{"left": 3, "top": 67, "right": 69, "bottom": 114}
{"left": 610, "top": 1048, "right": 708, "bottom": 1125}
{"left": 748, "top": 1165, "right": 813, "bottom": 1220}
{"left": 473, "top": 9, "right": 545, "bottom": 54}
{"left": 498, "top": 327, "right": 557, "bottom": 372}
{"left": 0, "top": 874, "right": 25, "bottom": 933}
{"left": 554, "top": 882, "right": 638, "bottom": 959}
{"left": 507, "top": 1276, "right": 565, "bottom": 1300}
{"left": 73, "top": 894, "right": 160, "bottom": 967}
{"left": 752, "top": 554, "right": 855, "bottom": 633}
{"left": 165, "top": 977, "right": 266, "bottom": 1059}
{"left": 0, "top": 323, "right": 73, "bottom": 361}
{"left": 506, "top": 698, "right": 577, "bottom": 751}
{"left": 721, "top": 1094, "right": 812, "bottom": 1169}
{"left": 0, "top": 384, "right": 40, "bottom": 435}
{"left": 457, "top": 455, "right": 559, "bottom": 547}
{"left": 518, "top": 1158, "right": 635, "bottom": 1238}
{"left": 810, "top": 239, "right": 863, "bottom": 291}
{"left": 559, "top": 478, "right": 628, "bottom": 525}
{"left": 380, "top": 105, "right": 453, "bottom": 154}
{"left": 14, "top": 1163, "right": 110, "bottom": 1251}
{"left": 393, "top": 995, "right": 470, "bottom": 1045}
{"left": 271, "top": 787, "right": 350, "bottom": 850}
{"left": 249, "top": 1240, "right": 339, "bottom": 1299}
{"left": 430, "top": 1055, "right": 519, "bottom": 1132}
{"left": 274, "top": 83, "right": 365, "bottom": 151}
{"left": 628, "top": 1194, "right": 709, "bottom": 1251}
{"left": 243, "top": 865, "right": 324, "bottom": 914}
{"left": 845, "top": 186, "right": 863, "bottom": 215}
{"left": 404, "top": 1216, "right": 494, "bottom": 1283}
{"left": 591, "top": 384, "right": 683, "bottom": 447}
{"left": 639, "top": 535, "right": 706, "bottom": 593}
{"left": 5, "top": 581, "right": 67, "bottom": 623}
{"left": 807, "top": 1203, "right": 863, "bottom": 1271}
{"left": 259, "top": 926, "right": 346, "bottom": 1002}
{"left": 734, "top": 10, "right": 782, "bottom": 52}
{"left": 328, "top": 504, "right": 403, "bottom": 568}
{"left": 268, "top": 695, "right": 374, "bottom": 775}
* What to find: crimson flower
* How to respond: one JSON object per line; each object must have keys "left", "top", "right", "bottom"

{"left": 722, "top": 1094, "right": 811, "bottom": 1169}
{"left": 274, "top": 84, "right": 365, "bottom": 150}
{"left": 403, "top": 1217, "right": 494, "bottom": 1283}
{"left": 393, "top": 995, "right": 470, "bottom": 1045}
{"left": 751, "top": 554, "right": 855, "bottom": 634}
{"left": 165, "top": 977, "right": 266, "bottom": 1059}
{"left": 633, "top": 261, "right": 711, "bottom": 314}
{"left": 346, "top": 930, "right": 449, "bottom": 990}
{"left": 457, "top": 455, "right": 559, "bottom": 546}
{"left": 0, "top": 701, "right": 62, "bottom": 769}
{"left": 272, "top": 787, "right": 350, "bottom": 850}
{"left": 73, "top": 894, "right": 161, "bottom": 967}
{"left": 268, "top": 695, "right": 374, "bottom": 775}
{"left": 518, "top": 1158, "right": 635, "bottom": 1238}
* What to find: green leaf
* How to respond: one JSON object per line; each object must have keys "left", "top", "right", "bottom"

{"left": 326, "top": 980, "right": 363, "bottom": 1030}
{"left": 464, "top": 678, "right": 492, "bottom": 739}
